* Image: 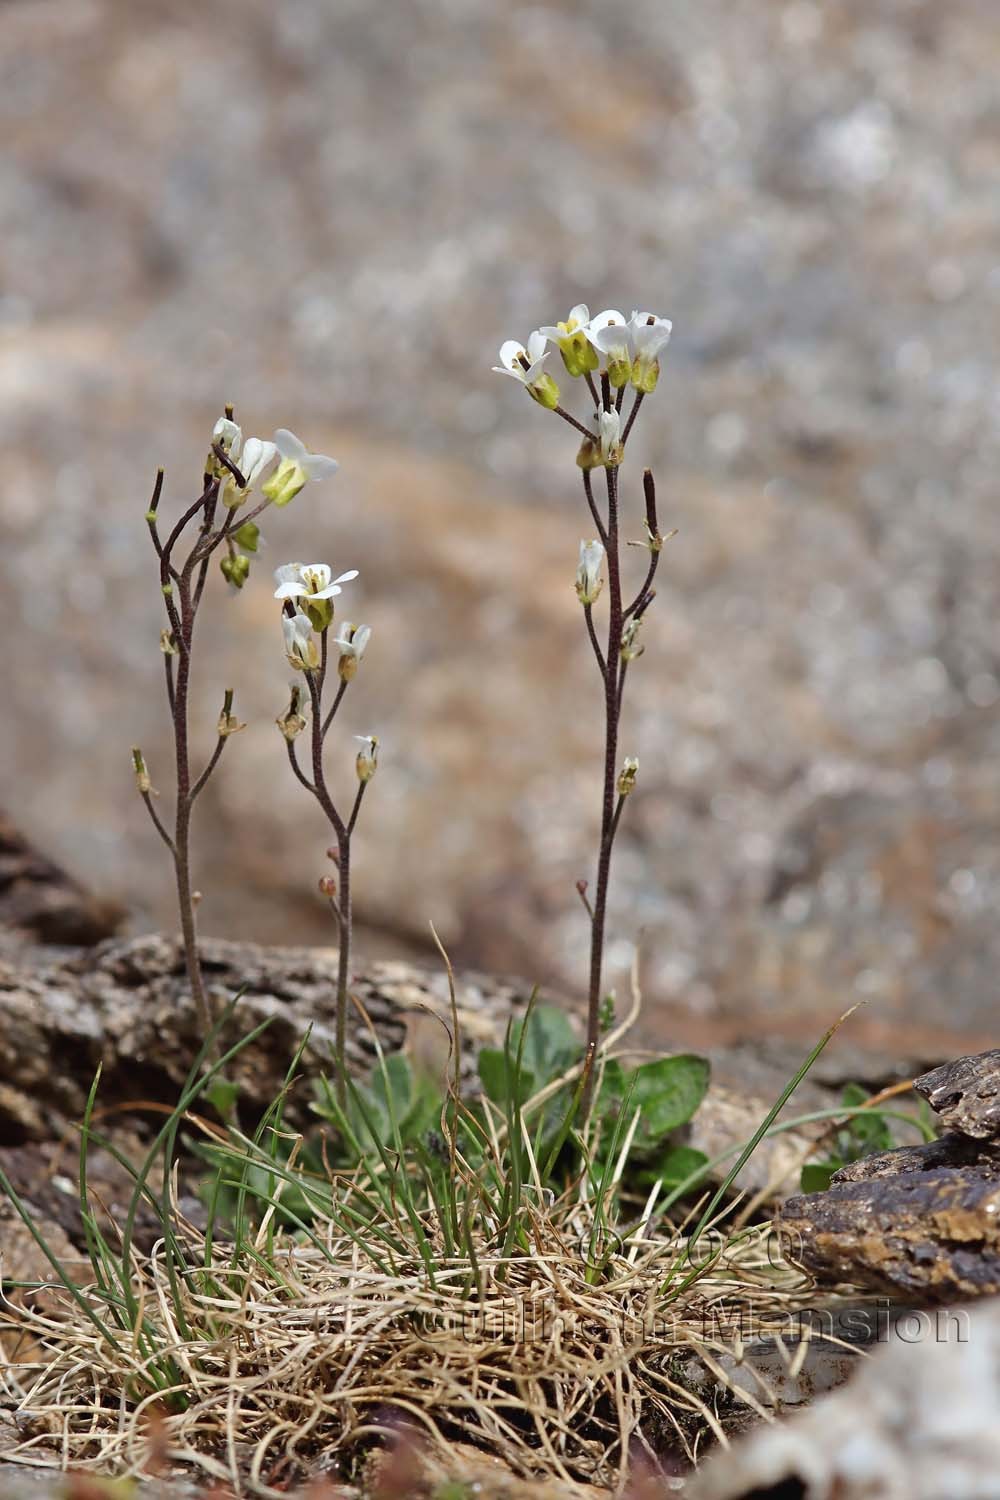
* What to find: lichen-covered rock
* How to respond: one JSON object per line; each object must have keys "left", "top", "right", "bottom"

{"left": 778, "top": 1166, "right": 1000, "bottom": 1302}
{"left": 915, "top": 1050, "right": 1000, "bottom": 1141}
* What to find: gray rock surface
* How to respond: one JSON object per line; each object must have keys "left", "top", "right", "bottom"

{"left": 690, "top": 1294, "right": 1000, "bottom": 1500}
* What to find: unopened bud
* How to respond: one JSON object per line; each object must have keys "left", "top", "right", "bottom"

{"left": 620, "top": 617, "right": 644, "bottom": 662}
{"left": 617, "top": 756, "right": 639, "bottom": 797}
{"left": 355, "top": 734, "right": 379, "bottom": 783}
{"left": 233, "top": 521, "right": 260, "bottom": 554}
{"left": 318, "top": 874, "right": 338, "bottom": 900}
{"left": 220, "top": 554, "right": 251, "bottom": 590}
{"left": 132, "top": 747, "right": 153, "bottom": 796}
{"left": 575, "top": 539, "right": 605, "bottom": 606}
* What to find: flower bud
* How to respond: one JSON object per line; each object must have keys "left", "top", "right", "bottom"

{"left": 132, "top": 747, "right": 153, "bottom": 796}
{"left": 617, "top": 757, "right": 639, "bottom": 797}
{"left": 599, "top": 409, "right": 623, "bottom": 467}
{"left": 220, "top": 554, "right": 251, "bottom": 590}
{"left": 575, "top": 539, "right": 605, "bottom": 606}
{"left": 355, "top": 734, "right": 379, "bottom": 783}
{"left": 233, "top": 521, "right": 261, "bottom": 554}
{"left": 334, "top": 621, "right": 371, "bottom": 682}
{"left": 318, "top": 874, "right": 338, "bottom": 901}
{"left": 620, "top": 617, "right": 644, "bottom": 662}
{"left": 160, "top": 629, "right": 178, "bottom": 656}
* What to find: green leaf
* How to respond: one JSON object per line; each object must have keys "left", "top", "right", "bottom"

{"left": 511, "top": 1005, "right": 580, "bottom": 1087}
{"left": 600, "top": 1055, "right": 710, "bottom": 1153}
{"left": 800, "top": 1160, "right": 841, "bottom": 1194}
{"left": 205, "top": 1079, "right": 240, "bottom": 1122}
{"left": 478, "top": 1047, "right": 534, "bottom": 1107}
{"left": 656, "top": 1144, "right": 710, "bottom": 1187}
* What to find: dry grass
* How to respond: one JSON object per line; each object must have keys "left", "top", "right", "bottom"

{"left": 0, "top": 1184, "right": 830, "bottom": 1498}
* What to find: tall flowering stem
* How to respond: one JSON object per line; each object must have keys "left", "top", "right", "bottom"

{"left": 135, "top": 411, "right": 316, "bottom": 1034}
{"left": 495, "top": 307, "right": 672, "bottom": 1111}
{"left": 276, "top": 569, "right": 374, "bottom": 1108}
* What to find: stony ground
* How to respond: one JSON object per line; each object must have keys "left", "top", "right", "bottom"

{"left": 2, "top": 0, "right": 999, "bottom": 1054}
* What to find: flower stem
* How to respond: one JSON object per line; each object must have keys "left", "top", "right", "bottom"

{"left": 582, "top": 462, "right": 624, "bottom": 1108}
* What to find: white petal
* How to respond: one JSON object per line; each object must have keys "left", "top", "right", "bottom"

{"left": 273, "top": 562, "right": 303, "bottom": 584}
{"left": 274, "top": 580, "right": 306, "bottom": 599}
{"left": 274, "top": 428, "right": 308, "bottom": 463}
{"left": 333, "top": 569, "right": 359, "bottom": 585}
{"left": 588, "top": 309, "right": 627, "bottom": 334}
{"left": 526, "top": 329, "right": 548, "bottom": 362}
{"left": 492, "top": 363, "right": 526, "bottom": 381}
{"left": 307, "top": 454, "right": 339, "bottom": 481}
{"left": 497, "top": 339, "right": 526, "bottom": 371}
{"left": 568, "top": 303, "right": 590, "bottom": 328}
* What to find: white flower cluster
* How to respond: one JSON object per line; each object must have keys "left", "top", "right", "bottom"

{"left": 493, "top": 305, "right": 672, "bottom": 406}
{"left": 211, "top": 419, "right": 338, "bottom": 511}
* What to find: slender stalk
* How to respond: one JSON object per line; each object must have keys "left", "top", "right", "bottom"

{"left": 305, "top": 668, "right": 353, "bottom": 1110}
{"left": 582, "top": 460, "right": 624, "bottom": 1103}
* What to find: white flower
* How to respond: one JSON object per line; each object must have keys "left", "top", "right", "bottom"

{"left": 219, "top": 436, "right": 278, "bottom": 508}
{"left": 598, "top": 408, "right": 622, "bottom": 466}
{"left": 575, "top": 539, "right": 606, "bottom": 606}
{"left": 492, "top": 332, "right": 560, "bottom": 409}
{"left": 355, "top": 734, "right": 379, "bottom": 783}
{"left": 282, "top": 610, "right": 321, "bottom": 672}
{"left": 538, "top": 304, "right": 598, "bottom": 378}
{"left": 263, "top": 429, "right": 339, "bottom": 508}
{"left": 273, "top": 562, "right": 358, "bottom": 604}
{"left": 333, "top": 621, "right": 372, "bottom": 682}
{"left": 586, "top": 310, "right": 634, "bottom": 388}
{"left": 212, "top": 416, "right": 242, "bottom": 456}
{"left": 629, "top": 310, "right": 672, "bottom": 392}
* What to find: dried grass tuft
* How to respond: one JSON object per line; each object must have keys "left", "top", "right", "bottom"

{"left": 0, "top": 1184, "right": 831, "bottom": 1498}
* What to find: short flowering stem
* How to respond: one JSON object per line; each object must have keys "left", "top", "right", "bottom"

{"left": 322, "top": 680, "right": 349, "bottom": 740}
{"left": 554, "top": 405, "right": 596, "bottom": 440}
{"left": 584, "top": 370, "right": 601, "bottom": 409}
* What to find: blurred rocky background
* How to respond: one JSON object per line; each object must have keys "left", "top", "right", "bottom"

{"left": 2, "top": 0, "right": 999, "bottom": 1055}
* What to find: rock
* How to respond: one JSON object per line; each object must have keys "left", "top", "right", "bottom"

{"left": 830, "top": 1133, "right": 1000, "bottom": 1182}
{"left": 689, "top": 1295, "right": 1000, "bottom": 1500}
{"left": 0, "top": 811, "right": 121, "bottom": 947}
{"left": 778, "top": 1165, "right": 1000, "bottom": 1303}
{"left": 915, "top": 1050, "right": 1000, "bottom": 1141}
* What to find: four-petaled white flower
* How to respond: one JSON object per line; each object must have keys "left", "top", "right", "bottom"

{"left": 492, "top": 332, "right": 560, "bottom": 409}
{"left": 282, "top": 610, "right": 322, "bottom": 672}
{"left": 586, "top": 310, "right": 634, "bottom": 388}
{"left": 628, "top": 311, "right": 672, "bottom": 393}
{"left": 333, "top": 620, "right": 372, "bottom": 682}
{"left": 274, "top": 560, "right": 358, "bottom": 631}
{"left": 355, "top": 734, "right": 379, "bottom": 783}
{"left": 538, "top": 304, "right": 598, "bottom": 379}
{"left": 219, "top": 436, "right": 278, "bottom": 508}
{"left": 273, "top": 562, "right": 359, "bottom": 604}
{"left": 575, "top": 538, "right": 606, "bottom": 606}
{"left": 264, "top": 429, "right": 340, "bottom": 508}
